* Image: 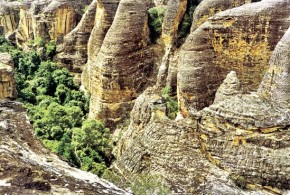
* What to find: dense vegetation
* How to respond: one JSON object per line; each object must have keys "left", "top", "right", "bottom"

{"left": 0, "top": 36, "right": 112, "bottom": 176}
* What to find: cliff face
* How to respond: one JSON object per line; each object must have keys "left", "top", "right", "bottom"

{"left": 191, "top": 0, "right": 253, "bottom": 32}
{"left": 82, "top": 0, "right": 120, "bottom": 91}
{"left": 178, "top": 0, "right": 290, "bottom": 117}
{"left": 55, "top": 0, "right": 97, "bottom": 74}
{"left": 0, "top": 100, "right": 129, "bottom": 194}
{"left": 0, "top": 1, "right": 21, "bottom": 38}
{"left": 0, "top": 53, "right": 17, "bottom": 99}
{"left": 15, "top": 0, "right": 90, "bottom": 46}
{"left": 84, "top": 0, "right": 154, "bottom": 126}
{"left": 114, "top": 28, "right": 290, "bottom": 195}
{"left": 113, "top": 0, "right": 290, "bottom": 194}
{"left": 1, "top": 0, "right": 290, "bottom": 194}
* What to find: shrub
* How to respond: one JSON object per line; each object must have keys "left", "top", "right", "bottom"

{"left": 148, "top": 7, "right": 166, "bottom": 43}
{"left": 161, "top": 86, "right": 178, "bottom": 119}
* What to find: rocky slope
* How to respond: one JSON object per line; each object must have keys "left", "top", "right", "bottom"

{"left": 0, "top": 0, "right": 290, "bottom": 194}
{"left": 115, "top": 25, "right": 290, "bottom": 194}
{"left": 113, "top": 0, "right": 290, "bottom": 194}
{"left": 0, "top": 100, "right": 129, "bottom": 194}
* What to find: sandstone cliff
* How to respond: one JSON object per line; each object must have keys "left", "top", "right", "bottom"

{"left": 0, "top": 53, "right": 17, "bottom": 99}
{"left": 0, "top": 100, "right": 129, "bottom": 194}
{"left": 113, "top": 1, "right": 290, "bottom": 194}
{"left": 0, "top": 1, "right": 21, "bottom": 38}
{"left": 84, "top": 0, "right": 154, "bottom": 126}
{"left": 16, "top": 0, "right": 90, "bottom": 46}
{"left": 178, "top": 0, "right": 290, "bottom": 117}
{"left": 82, "top": 0, "right": 120, "bottom": 90}
{"left": 55, "top": 0, "right": 97, "bottom": 75}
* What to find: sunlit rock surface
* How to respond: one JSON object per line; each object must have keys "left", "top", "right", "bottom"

{"left": 0, "top": 100, "right": 129, "bottom": 195}
{"left": 0, "top": 53, "right": 16, "bottom": 99}
{"left": 178, "top": 0, "right": 290, "bottom": 117}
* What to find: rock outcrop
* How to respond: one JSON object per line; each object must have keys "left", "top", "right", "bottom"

{"left": 0, "top": 100, "right": 129, "bottom": 194}
{"left": 0, "top": 53, "right": 17, "bottom": 99}
{"left": 258, "top": 26, "right": 290, "bottom": 107}
{"left": 213, "top": 71, "right": 242, "bottom": 104}
{"left": 85, "top": 0, "right": 154, "bottom": 126}
{"left": 16, "top": 0, "right": 90, "bottom": 46}
{"left": 190, "top": 0, "right": 254, "bottom": 32}
{"left": 114, "top": 2, "right": 290, "bottom": 194}
{"left": 81, "top": 0, "right": 120, "bottom": 90}
{"left": 55, "top": 0, "right": 97, "bottom": 75}
{"left": 0, "top": 1, "right": 21, "bottom": 37}
{"left": 178, "top": 0, "right": 290, "bottom": 117}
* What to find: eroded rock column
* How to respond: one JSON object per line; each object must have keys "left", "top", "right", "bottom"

{"left": 87, "top": 0, "right": 154, "bottom": 126}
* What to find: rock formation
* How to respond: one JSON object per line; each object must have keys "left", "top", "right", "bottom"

{"left": 258, "top": 27, "right": 290, "bottom": 107}
{"left": 0, "top": 53, "right": 17, "bottom": 99}
{"left": 55, "top": 0, "right": 97, "bottom": 75}
{"left": 114, "top": 1, "right": 290, "bottom": 194}
{"left": 16, "top": 0, "right": 91, "bottom": 46}
{"left": 178, "top": 0, "right": 290, "bottom": 117}
{"left": 191, "top": 0, "right": 254, "bottom": 32}
{"left": 84, "top": 0, "right": 154, "bottom": 126}
{"left": 213, "top": 71, "right": 242, "bottom": 104}
{"left": 0, "top": 1, "right": 21, "bottom": 37}
{"left": 0, "top": 100, "right": 129, "bottom": 194}
{"left": 81, "top": 0, "right": 120, "bottom": 90}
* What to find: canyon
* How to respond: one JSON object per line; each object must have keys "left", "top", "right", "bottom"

{"left": 0, "top": 0, "right": 290, "bottom": 194}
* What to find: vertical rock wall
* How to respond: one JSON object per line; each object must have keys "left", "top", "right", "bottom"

{"left": 55, "top": 0, "right": 98, "bottom": 74}
{"left": 86, "top": 0, "right": 154, "bottom": 126}
{"left": 82, "top": 0, "right": 120, "bottom": 91}
{"left": 178, "top": 0, "right": 290, "bottom": 117}
{"left": 0, "top": 2, "right": 21, "bottom": 37}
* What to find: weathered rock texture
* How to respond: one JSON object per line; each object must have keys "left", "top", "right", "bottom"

{"left": 114, "top": 2, "right": 290, "bottom": 194}
{"left": 55, "top": 0, "right": 97, "bottom": 74}
{"left": 82, "top": 0, "right": 120, "bottom": 90}
{"left": 0, "top": 100, "right": 129, "bottom": 195}
{"left": 258, "top": 26, "right": 290, "bottom": 107}
{"left": 156, "top": 0, "right": 187, "bottom": 88}
{"left": 85, "top": 0, "right": 154, "bottom": 126}
{"left": 191, "top": 0, "right": 254, "bottom": 32}
{"left": 0, "top": 1, "right": 21, "bottom": 37}
{"left": 16, "top": 0, "right": 90, "bottom": 46}
{"left": 214, "top": 71, "right": 242, "bottom": 104}
{"left": 178, "top": 0, "right": 290, "bottom": 117}
{"left": 115, "top": 87, "right": 290, "bottom": 194}
{"left": 0, "top": 53, "right": 17, "bottom": 99}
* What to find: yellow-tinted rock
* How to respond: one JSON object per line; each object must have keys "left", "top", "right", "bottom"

{"left": 0, "top": 53, "right": 17, "bottom": 99}
{"left": 178, "top": 0, "right": 290, "bottom": 116}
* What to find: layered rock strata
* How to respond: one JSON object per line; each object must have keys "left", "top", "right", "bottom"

{"left": 55, "top": 0, "right": 97, "bottom": 74}
{"left": 156, "top": 0, "right": 187, "bottom": 88}
{"left": 0, "top": 100, "right": 129, "bottom": 195}
{"left": 85, "top": 0, "right": 154, "bottom": 126}
{"left": 16, "top": 0, "right": 90, "bottom": 46}
{"left": 81, "top": 0, "right": 120, "bottom": 90}
{"left": 114, "top": 6, "right": 290, "bottom": 194}
{"left": 191, "top": 0, "right": 254, "bottom": 32}
{"left": 178, "top": 0, "right": 290, "bottom": 117}
{"left": 0, "top": 53, "right": 17, "bottom": 99}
